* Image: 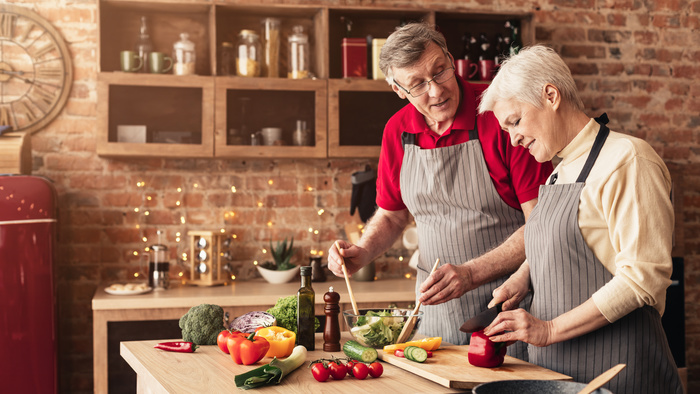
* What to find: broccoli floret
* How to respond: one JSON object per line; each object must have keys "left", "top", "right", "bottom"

{"left": 179, "top": 303, "right": 225, "bottom": 345}
{"left": 266, "top": 295, "right": 320, "bottom": 334}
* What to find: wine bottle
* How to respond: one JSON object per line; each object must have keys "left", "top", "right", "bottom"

{"left": 508, "top": 21, "right": 523, "bottom": 56}
{"left": 135, "top": 16, "right": 153, "bottom": 73}
{"left": 297, "top": 266, "right": 315, "bottom": 350}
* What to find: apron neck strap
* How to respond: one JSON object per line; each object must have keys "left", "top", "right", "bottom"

{"left": 575, "top": 113, "right": 610, "bottom": 183}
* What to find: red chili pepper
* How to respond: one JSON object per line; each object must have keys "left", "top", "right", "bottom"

{"left": 154, "top": 341, "right": 198, "bottom": 353}
{"left": 467, "top": 330, "right": 506, "bottom": 368}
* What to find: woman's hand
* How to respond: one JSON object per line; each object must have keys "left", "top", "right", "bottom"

{"left": 488, "top": 262, "right": 531, "bottom": 311}
{"left": 418, "top": 264, "right": 475, "bottom": 305}
{"left": 483, "top": 308, "right": 554, "bottom": 347}
{"left": 327, "top": 240, "right": 370, "bottom": 277}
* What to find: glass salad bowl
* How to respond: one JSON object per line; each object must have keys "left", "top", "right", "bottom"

{"left": 343, "top": 308, "right": 423, "bottom": 348}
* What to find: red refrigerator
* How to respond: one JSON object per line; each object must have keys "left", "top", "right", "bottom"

{"left": 0, "top": 175, "right": 58, "bottom": 393}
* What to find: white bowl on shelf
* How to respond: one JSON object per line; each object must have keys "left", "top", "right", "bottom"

{"left": 256, "top": 265, "right": 300, "bottom": 284}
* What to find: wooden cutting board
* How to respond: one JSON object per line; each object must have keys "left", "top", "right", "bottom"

{"left": 378, "top": 345, "right": 572, "bottom": 390}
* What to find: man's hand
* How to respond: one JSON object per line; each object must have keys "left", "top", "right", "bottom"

{"left": 327, "top": 240, "right": 371, "bottom": 277}
{"left": 418, "top": 263, "right": 476, "bottom": 305}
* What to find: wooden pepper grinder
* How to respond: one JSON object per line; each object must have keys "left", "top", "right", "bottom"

{"left": 323, "top": 286, "right": 341, "bottom": 351}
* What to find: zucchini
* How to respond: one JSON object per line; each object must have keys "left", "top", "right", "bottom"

{"left": 404, "top": 346, "right": 428, "bottom": 363}
{"left": 343, "top": 340, "right": 378, "bottom": 363}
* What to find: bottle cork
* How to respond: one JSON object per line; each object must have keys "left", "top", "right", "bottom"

{"left": 323, "top": 286, "right": 341, "bottom": 352}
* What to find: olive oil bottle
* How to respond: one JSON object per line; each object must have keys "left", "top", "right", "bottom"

{"left": 297, "top": 266, "right": 315, "bottom": 350}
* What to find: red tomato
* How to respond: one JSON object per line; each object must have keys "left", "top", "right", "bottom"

{"left": 394, "top": 349, "right": 405, "bottom": 357}
{"left": 352, "top": 362, "right": 369, "bottom": 380}
{"left": 368, "top": 362, "right": 383, "bottom": 378}
{"left": 310, "top": 362, "right": 330, "bottom": 382}
{"left": 346, "top": 360, "right": 355, "bottom": 376}
{"left": 328, "top": 361, "right": 346, "bottom": 380}
{"left": 427, "top": 350, "right": 433, "bottom": 358}
{"left": 217, "top": 330, "right": 231, "bottom": 353}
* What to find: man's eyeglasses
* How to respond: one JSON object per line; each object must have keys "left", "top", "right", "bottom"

{"left": 394, "top": 66, "right": 455, "bottom": 98}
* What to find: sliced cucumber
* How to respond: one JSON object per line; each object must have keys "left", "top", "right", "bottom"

{"left": 404, "top": 346, "right": 428, "bottom": 363}
{"left": 343, "top": 340, "right": 378, "bottom": 363}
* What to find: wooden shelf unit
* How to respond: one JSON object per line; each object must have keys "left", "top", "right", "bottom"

{"left": 97, "top": 0, "right": 534, "bottom": 159}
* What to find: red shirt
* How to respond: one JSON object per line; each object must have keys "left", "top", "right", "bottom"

{"left": 376, "top": 77, "right": 553, "bottom": 211}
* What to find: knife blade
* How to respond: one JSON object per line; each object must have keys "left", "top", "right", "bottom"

{"left": 459, "top": 303, "right": 502, "bottom": 333}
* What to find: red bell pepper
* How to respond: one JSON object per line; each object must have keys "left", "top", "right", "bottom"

{"left": 467, "top": 330, "right": 506, "bottom": 368}
{"left": 154, "top": 341, "right": 198, "bottom": 353}
{"left": 227, "top": 332, "right": 270, "bottom": 365}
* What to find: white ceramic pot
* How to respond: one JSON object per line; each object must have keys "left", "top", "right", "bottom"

{"left": 260, "top": 127, "right": 282, "bottom": 145}
{"left": 257, "top": 265, "right": 299, "bottom": 284}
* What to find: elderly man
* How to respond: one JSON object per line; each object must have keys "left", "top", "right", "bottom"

{"left": 328, "top": 22, "right": 552, "bottom": 352}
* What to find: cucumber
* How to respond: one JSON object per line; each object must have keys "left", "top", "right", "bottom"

{"left": 404, "top": 346, "right": 428, "bottom": 363}
{"left": 343, "top": 340, "right": 378, "bottom": 363}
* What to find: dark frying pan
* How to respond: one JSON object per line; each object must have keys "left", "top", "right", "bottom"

{"left": 472, "top": 380, "right": 613, "bottom": 394}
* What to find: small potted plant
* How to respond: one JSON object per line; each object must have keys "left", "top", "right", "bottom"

{"left": 256, "top": 237, "right": 300, "bottom": 284}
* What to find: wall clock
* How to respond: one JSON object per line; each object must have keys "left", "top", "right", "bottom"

{"left": 0, "top": 4, "right": 72, "bottom": 135}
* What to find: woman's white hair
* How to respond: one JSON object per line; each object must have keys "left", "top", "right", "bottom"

{"left": 479, "top": 45, "right": 584, "bottom": 114}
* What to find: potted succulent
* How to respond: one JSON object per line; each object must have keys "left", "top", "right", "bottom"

{"left": 257, "top": 237, "right": 300, "bottom": 284}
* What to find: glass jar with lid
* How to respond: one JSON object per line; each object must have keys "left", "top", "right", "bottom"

{"left": 173, "top": 33, "right": 196, "bottom": 75}
{"left": 287, "top": 25, "right": 310, "bottom": 79}
{"left": 236, "top": 29, "right": 262, "bottom": 77}
{"left": 261, "top": 18, "right": 280, "bottom": 77}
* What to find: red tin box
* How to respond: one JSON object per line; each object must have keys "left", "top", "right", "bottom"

{"left": 342, "top": 38, "right": 367, "bottom": 78}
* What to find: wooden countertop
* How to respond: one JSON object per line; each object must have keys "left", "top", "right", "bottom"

{"left": 121, "top": 332, "right": 460, "bottom": 393}
{"left": 93, "top": 277, "right": 417, "bottom": 311}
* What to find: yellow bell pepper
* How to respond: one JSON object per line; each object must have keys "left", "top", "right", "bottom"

{"left": 255, "top": 326, "right": 296, "bottom": 358}
{"left": 383, "top": 336, "right": 442, "bottom": 353}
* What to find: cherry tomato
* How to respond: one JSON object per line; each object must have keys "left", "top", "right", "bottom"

{"left": 394, "top": 349, "right": 405, "bottom": 357}
{"left": 427, "top": 350, "right": 433, "bottom": 358}
{"left": 310, "top": 362, "right": 330, "bottom": 382}
{"left": 352, "top": 362, "right": 369, "bottom": 380}
{"left": 346, "top": 360, "right": 355, "bottom": 376}
{"left": 328, "top": 361, "right": 347, "bottom": 380}
{"left": 368, "top": 362, "right": 383, "bottom": 378}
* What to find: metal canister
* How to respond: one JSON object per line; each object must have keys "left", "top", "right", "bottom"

{"left": 149, "top": 244, "right": 170, "bottom": 290}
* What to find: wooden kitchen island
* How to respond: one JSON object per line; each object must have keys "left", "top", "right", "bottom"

{"left": 93, "top": 277, "right": 417, "bottom": 393}
{"left": 121, "top": 333, "right": 460, "bottom": 393}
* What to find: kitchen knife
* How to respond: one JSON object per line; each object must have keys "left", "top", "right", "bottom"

{"left": 459, "top": 303, "right": 502, "bottom": 333}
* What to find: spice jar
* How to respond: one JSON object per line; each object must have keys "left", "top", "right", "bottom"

{"left": 173, "top": 33, "right": 196, "bottom": 75}
{"left": 236, "top": 29, "right": 262, "bottom": 77}
{"left": 220, "top": 41, "right": 234, "bottom": 76}
{"left": 287, "top": 25, "right": 310, "bottom": 79}
{"left": 261, "top": 18, "right": 280, "bottom": 77}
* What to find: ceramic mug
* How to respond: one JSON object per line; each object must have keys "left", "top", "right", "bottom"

{"left": 149, "top": 52, "right": 173, "bottom": 74}
{"left": 479, "top": 59, "right": 496, "bottom": 81}
{"left": 261, "top": 127, "right": 283, "bottom": 146}
{"left": 120, "top": 50, "right": 142, "bottom": 72}
{"left": 455, "top": 59, "right": 478, "bottom": 80}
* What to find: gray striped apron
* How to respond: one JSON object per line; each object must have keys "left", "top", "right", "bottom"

{"left": 525, "top": 114, "right": 683, "bottom": 393}
{"left": 400, "top": 121, "right": 528, "bottom": 360}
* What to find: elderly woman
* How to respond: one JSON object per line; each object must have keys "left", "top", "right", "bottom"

{"left": 478, "top": 45, "right": 683, "bottom": 393}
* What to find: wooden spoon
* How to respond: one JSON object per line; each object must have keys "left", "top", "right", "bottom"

{"left": 395, "top": 258, "right": 441, "bottom": 344}
{"left": 577, "top": 364, "right": 626, "bottom": 394}
{"left": 335, "top": 241, "right": 359, "bottom": 315}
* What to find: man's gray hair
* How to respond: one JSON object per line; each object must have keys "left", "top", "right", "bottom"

{"left": 479, "top": 45, "right": 584, "bottom": 114}
{"left": 379, "top": 22, "right": 449, "bottom": 85}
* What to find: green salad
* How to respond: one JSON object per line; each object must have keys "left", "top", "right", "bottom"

{"left": 350, "top": 310, "right": 406, "bottom": 348}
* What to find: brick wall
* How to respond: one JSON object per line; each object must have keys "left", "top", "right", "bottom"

{"left": 7, "top": 0, "right": 698, "bottom": 392}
